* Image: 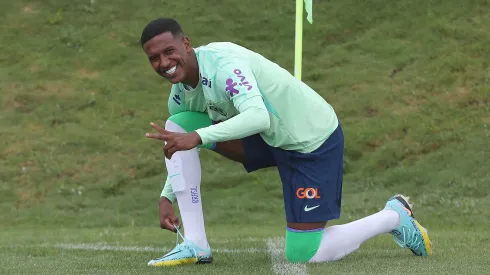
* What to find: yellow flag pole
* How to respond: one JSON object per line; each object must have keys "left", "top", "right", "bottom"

{"left": 294, "top": 0, "right": 304, "bottom": 80}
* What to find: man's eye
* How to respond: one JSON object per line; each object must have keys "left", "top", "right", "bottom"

{"left": 165, "top": 49, "right": 174, "bottom": 54}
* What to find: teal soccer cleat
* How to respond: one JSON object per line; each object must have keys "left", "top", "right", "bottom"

{"left": 147, "top": 225, "right": 213, "bottom": 267}
{"left": 384, "top": 194, "right": 432, "bottom": 256}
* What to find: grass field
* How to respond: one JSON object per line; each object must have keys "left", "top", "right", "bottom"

{"left": 1, "top": 227, "right": 488, "bottom": 274}
{"left": 1, "top": 0, "right": 489, "bottom": 274}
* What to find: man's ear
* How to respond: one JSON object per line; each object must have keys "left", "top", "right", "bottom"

{"left": 182, "top": 36, "right": 192, "bottom": 52}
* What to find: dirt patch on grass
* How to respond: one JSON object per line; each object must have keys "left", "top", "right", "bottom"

{"left": 392, "top": 103, "right": 420, "bottom": 115}
{"left": 3, "top": 140, "right": 27, "bottom": 155}
{"left": 2, "top": 81, "right": 76, "bottom": 112}
{"left": 40, "top": 81, "right": 75, "bottom": 96}
{"left": 56, "top": 168, "right": 82, "bottom": 180}
{"left": 2, "top": 86, "right": 23, "bottom": 111}
{"left": 30, "top": 65, "right": 39, "bottom": 72}
{"left": 22, "top": 4, "right": 37, "bottom": 14}
{"left": 441, "top": 86, "right": 470, "bottom": 103}
{"left": 55, "top": 155, "right": 116, "bottom": 181}
{"left": 391, "top": 95, "right": 426, "bottom": 115}
{"left": 77, "top": 68, "right": 99, "bottom": 79}
{"left": 365, "top": 106, "right": 378, "bottom": 117}
{"left": 15, "top": 189, "right": 45, "bottom": 209}
{"left": 125, "top": 167, "right": 136, "bottom": 178}
{"left": 481, "top": 116, "right": 490, "bottom": 126}
{"left": 390, "top": 86, "right": 474, "bottom": 115}
{"left": 351, "top": 82, "right": 369, "bottom": 91}
{"left": 28, "top": 122, "right": 44, "bottom": 131}
{"left": 108, "top": 32, "right": 117, "bottom": 40}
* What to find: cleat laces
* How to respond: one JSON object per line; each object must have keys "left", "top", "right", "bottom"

{"left": 393, "top": 225, "right": 422, "bottom": 251}
{"left": 153, "top": 224, "right": 191, "bottom": 261}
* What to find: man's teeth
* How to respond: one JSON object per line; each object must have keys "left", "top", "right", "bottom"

{"left": 165, "top": 66, "right": 177, "bottom": 75}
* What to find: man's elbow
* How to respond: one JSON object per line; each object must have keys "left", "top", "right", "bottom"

{"left": 256, "top": 108, "right": 271, "bottom": 132}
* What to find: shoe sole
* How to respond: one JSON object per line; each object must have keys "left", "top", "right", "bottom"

{"left": 149, "top": 256, "right": 213, "bottom": 267}
{"left": 413, "top": 220, "right": 432, "bottom": 256}
{"left": 197, "top": 256, "right": 213, "bottom": 264}
{"left": 150, "top": 257, "right": 198, "bottom": 267}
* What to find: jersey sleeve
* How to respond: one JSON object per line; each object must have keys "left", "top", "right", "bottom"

{"left": 216, "top": 62, "right": 263, "bottom": 109}
{"left": 160, "top": 176, "right": 176, "bottom": 203}
{"left": 195, "top": 62, "right": 270, "bottom": 144}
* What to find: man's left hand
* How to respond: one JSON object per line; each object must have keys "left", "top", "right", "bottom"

{"left": 145, "top": 122, "right": 202, "bottom": 159}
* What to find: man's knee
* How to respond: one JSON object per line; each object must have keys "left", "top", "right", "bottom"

{"left": 285, "top": 228, "right": 323, "bottom": 263}
{"left": 166, "top": 112, "right": 214, "bottom": 149}
{"left": 165, "top": 118, "right": 186, "bottom": 133}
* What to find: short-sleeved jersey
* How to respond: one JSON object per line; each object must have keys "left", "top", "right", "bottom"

{"left": 167, "top": 42, "right": 338, "bottom": 153}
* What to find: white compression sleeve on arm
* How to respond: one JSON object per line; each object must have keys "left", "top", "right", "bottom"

{"left": 195, "top": 96, "right": 270, "bottom": 145}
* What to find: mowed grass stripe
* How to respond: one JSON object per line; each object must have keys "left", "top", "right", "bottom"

{"left": 6, "top": 242, "right": 278, "bottom": 254}
{"left": 266, "top": 237, "right": 308, "bottom": 275}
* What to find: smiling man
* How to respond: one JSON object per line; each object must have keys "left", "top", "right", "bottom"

{"left": 141, "top": 18, "right": 432, "bottom": 267}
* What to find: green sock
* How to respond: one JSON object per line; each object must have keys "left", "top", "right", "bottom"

{"left": 285, "top": 228, "right": 323, "bottom": 262}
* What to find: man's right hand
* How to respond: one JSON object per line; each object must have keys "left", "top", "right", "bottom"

{"left": 159, "top": 197, "right": 180, "bottom": 232}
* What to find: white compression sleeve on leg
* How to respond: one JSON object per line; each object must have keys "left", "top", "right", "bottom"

{"left": 164, "top": 120, "right": 209, "bottom": 249}
{"left": 309, "top": 209, "right": 400, "bottom": 262}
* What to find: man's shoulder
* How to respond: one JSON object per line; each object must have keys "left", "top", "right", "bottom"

{"left": 196, "top": 42, "right": 251, "bottom": 66}
{"left": 196, "top": 41, "right": 242, "bottom": 52}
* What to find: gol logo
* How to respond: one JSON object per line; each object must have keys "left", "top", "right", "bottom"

{"left": 296, "top": 188, "right": 321, "bottom": 199}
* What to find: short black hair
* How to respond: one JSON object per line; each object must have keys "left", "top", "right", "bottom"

{"left": 140, "top": 18, "right": 184, "bottom": 46}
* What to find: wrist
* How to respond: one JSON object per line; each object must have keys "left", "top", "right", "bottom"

{"left": 194, "top": 128, "right": 209, "bottom": 145}
{"left": 160, "top": 196, "right": 173, "bottom": 204}
{"left": 191, "top": 131, "right": 202, "bottom": 145}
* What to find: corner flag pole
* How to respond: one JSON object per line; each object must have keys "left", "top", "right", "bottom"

{"left": 294, "top": 0, "right": 304, "bottom": 80}
{"left": 294, "top": 0, "right": 313, "bottom": 80}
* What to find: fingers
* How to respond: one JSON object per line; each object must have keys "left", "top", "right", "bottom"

{"left": 146, "top": 122, "right": 171, "bottom": 140}
{"left": 163, "top": 141, "right": 173, "bottom": 151}
{"left": 163, "top": 148, "right": 171, "bottom": 159}
{"left": 145, "top": 133, "right": 165, "bottom": 140}
{"left": 160, "top": 216, "right": 180, "bottom": 232}
{"left": 146, "top": 121, "right": 183, "bottom": 159}
{"left": 150, "top": 122, "right": 169, "bottom": 135}
{"left": 163, "top": 144, "right": 176, "bottom": 159}
{"left": 163, "top": 143, "right": 175, "bottom": 159}
{"left": 171, "top": 216, "right": 181, "bottom": 228}
{"left": 166, "top": 146, "right": 178, "bottom": 159}
{"left": 163, "top": 141, "right": 182, "bottom": 160}
{"left": 161, "top": 218, "right": 176, "bottom": 232}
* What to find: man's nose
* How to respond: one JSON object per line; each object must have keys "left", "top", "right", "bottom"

{"left": 159, "top": 55, "right": 171, "bottom": 68}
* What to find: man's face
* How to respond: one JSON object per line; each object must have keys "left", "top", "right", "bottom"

{"left": 143, "top": 32, "right": 192, "bottom": 84}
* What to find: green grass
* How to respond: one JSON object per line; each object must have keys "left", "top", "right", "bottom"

{"left": 1, "top": 0, "right": 489, "bottom": 274}
{"left": 1, "top": 227, "right": 489, "bottom": 275}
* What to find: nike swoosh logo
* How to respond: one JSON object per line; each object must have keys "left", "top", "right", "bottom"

{"left": 169, "top": 173, "right": 180, "bottom": 179}
{"left": 304, "top": 205, "right": 320, "bottom": 212}
{"left": 158, "top": 249, "right": 181, "bottom": 260}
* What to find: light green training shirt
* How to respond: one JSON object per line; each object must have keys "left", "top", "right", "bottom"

{"left": 168, "top": 42, "right": 339, "bottom": 154}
